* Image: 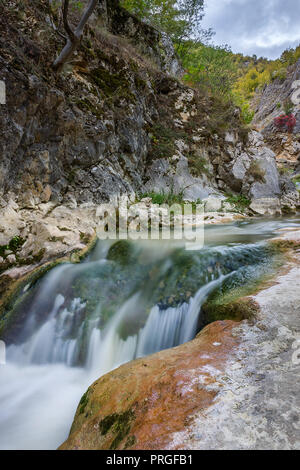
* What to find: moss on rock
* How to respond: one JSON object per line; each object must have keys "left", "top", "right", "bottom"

{"left": 99, "top": 408, "right": 135, "bottom": 450}
{"left": 107, "top": 240, "right": 136, "bottom": 266}
{"left": 201, "top": 295, "right": 259, "bottom": 327}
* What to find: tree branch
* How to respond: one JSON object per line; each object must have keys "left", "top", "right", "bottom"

{"left": 53, "top": 0, "right": 98, "bottom": 71}
{"left": 62, "top": 0, "right": 75, "bottom": 42}
{"left": 76, "top": 0, "right": 99, "bottom": 36}
{"left": 47, "top": 0, "right": 67, "bottom": 40}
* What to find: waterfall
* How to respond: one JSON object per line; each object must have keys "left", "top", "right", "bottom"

{"left": 7, "top": 275, "right": 229, "bottom": 376}
{"left": 1, "top": 218, "right": 290, "bottom": 450}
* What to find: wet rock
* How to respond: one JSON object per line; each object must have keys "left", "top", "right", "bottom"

{"left": 203, "top": 196, "right": 224, "bottom": 212}
{"left": 6, "top": 254, "right": 16, "bottom": 265}
{"left": 60, "top": 320, "right": 239, "bottom": 450}
{"left": 182, "top": 250, "right": 300, "bottom": 450}
{"left": 250, "top": 198, "right": 281, "bottom": 216}
{"left": 61, "top": 235, "right": 300, "bottom": 450}
{"left": 0, "top": 265, "right": 39, "bottom": 281}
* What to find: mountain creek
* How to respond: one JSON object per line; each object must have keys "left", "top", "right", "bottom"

{"left": 1, "top": 0, "right": 300, "bottom": 451}
{"left": 0, "top": 216, "right": 299, "bottom": 450}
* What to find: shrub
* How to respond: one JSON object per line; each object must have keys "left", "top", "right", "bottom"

{"left": 225, "top": 194, "right": 251, "bottom": 212}
{"left": 182, "top": 44, "right": 238, "bottom": 99}
{"left": 274, "top": 113, "right": 296, "bottom": 133}
{"left": 139, "top": 189, "right": 184, "bottom": 206}
{"left": 283, "top": 98, "right": 294, "bottom": 115}
{"left": 188, "top": 153, "right": 210, "bottom": 176}
{"left": 248, "top": 161, "right": 266, "bottom": 183}
{"left": 271, "top": 68, "right": 287, "bottom": 81}
{"left": 233, "top": 94, "right": 255, "bottom": 124}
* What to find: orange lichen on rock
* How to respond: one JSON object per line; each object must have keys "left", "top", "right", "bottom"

{"left": 60, "top": 320, "right": 240, "bottom": 450}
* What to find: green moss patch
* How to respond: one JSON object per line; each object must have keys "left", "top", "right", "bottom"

{"left": 199, "top": 254, "right": 283, "bottom": 329}
{"left": 225, "top": 193, "right": 251, "bottom": 212}
{"left": 89, "top": 68, "right": 136, "bottom": 103}
{"left": 107, "top": 240, "right": 136, "bottom": 266}
{"left": 0, "top": 236, "right": 25, "bottom": 258}
{"left": 201, "top": 295, "right": 259, "bottom": 327}
{"left": 99, "top": 408, "right": 135, "bottom": 450}
{"left": 79, "top": 390, "right": 90, "bottom": 415}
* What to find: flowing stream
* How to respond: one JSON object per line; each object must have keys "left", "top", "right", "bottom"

{"left": 0, "top": 216, "right": 299, "bottom": 449}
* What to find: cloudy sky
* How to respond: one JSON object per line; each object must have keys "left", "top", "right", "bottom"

{"left": 201, "top": 0, "right": 300, "bottom": 59}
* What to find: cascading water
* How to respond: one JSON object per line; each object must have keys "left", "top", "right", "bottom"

{"left": 1, "top": 217, "right": 300, "bottom": 449}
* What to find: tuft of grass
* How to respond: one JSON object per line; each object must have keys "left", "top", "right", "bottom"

{"left": 188, "top": 153, "right": 210, "bottom": 177}
{"left": 225, "top": 194, "right": 251, "bottom": 212}
{"left": 248, "top": 161, "right": 266, "bottom": 183}
{"left": 139, "top": 189, "right": 185, "bottom": 206}
{"left": 0, "top": 236, "right": 25, "bottom": 258}
{"left": 279, "top": 167, "right": 293, "bottom": 176}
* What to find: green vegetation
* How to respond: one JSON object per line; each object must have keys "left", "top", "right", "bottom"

{"left": 44, "top": 0, "right": 300, "bottom": 125}
{"left": 200, "top": 252, "right": 283, "bottom": 328}
{"left": 283, "top": 98, "right": 294, "bottom": 115}
{"left": 121, "top": 0, "right": 211, "bottom": 46}
{"left": 279, "top": 167, "right": 293, "bottom": 176}
{"left": 201, "top": 295, "right": 259, "bottom": 325}
{"left": 182, "top": 43, "right": 238, "bottom": 100}
{"left": 248, "top": 161, "right": 266, "bottom": 183}
{"left": 107, "top": 240, "right": 137, "bottom": 266}
{"left": 78, "top": 390, "right": 89, "bottom": 415}
{"left": 89, "top": 67, "right": 136, "bottom": 103}
{"left": 182, "top": 42, "right": 300, "bottom": 123}
{"left": 225, "top": 194, "right": 251, "bottom": 212}
{"left": 149, "top": 123, "right": 178, "bottom": 160}
{"left": 99, "top": 409, "right": 135, "bottom": 450}
{"left": 0, "top": 236, "right": 24, "bottom": 259}
{"left": 188, "top": 153, "right": 210, "bottom": 177}
{"left": 138, "top": 189, "right": 185, "bottom": 206}
{"left": 232, "top": 45, "right": 300, "bottom": 122}
{"left": 292, "top": 175, "right": 300, "bottom": 192}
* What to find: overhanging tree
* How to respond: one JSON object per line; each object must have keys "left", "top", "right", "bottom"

{"left": 52, "top": 0, "right": 99, "bottom": 71}
{"left": 121, "top": 0, "right": 213, "bottom": 58}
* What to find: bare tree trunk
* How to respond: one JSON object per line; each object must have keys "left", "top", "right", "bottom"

{"left": 53, "top": 0, "right": 99, "bottom": 71}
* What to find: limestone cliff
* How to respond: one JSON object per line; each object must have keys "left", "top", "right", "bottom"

{"left": 253, "top": 58, "right": 300, "bottom": 177}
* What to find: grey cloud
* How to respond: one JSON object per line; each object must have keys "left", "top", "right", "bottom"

{"left": 201, "top": 0, "right": 300, "bottom": 58}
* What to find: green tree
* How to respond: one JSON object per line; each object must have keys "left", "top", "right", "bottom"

{"left": 182, "top": 44, "right": 238, "bottom": 99}
{"left": 121, "top": 0, "right": 212, "bottom": 47}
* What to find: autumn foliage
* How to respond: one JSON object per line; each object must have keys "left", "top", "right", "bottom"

{"left": 274, "top": 113, "right": 296, "bottom": 133}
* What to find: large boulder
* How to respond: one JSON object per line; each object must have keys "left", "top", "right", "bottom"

{"left": 250, "top": 198, "right": 281, "bottom": 216}
{"left": 203, "top": 196, "right": 224, "bottom": 212}
{"left": 60, "top": 321, "right": 239, "bottom": 450}
{"left": 246, "top": 132, "right": 281, "bottom": 199}
{"left": 218, "top": 132, "right": 281, "bottom": 202}
{"left": 280, "top": 175, "right": 300, "bottom": 213}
